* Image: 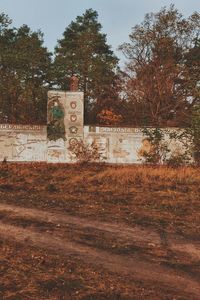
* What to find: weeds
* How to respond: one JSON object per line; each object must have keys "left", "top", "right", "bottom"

{"left": 0, "top": 163, "right": 199, "bottom": 238}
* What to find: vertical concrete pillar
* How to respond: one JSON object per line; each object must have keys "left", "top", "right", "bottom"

{"left": 47, "top": 90, "right": 84, "bottom": 163}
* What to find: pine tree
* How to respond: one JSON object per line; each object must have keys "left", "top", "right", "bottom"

{"left": 0, "top": 13, "right": 52, "bottom": 124}
{"left": 53, "top": 9, "right": 119, "bottom": 124}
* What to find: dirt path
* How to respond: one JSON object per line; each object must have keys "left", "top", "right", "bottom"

{"left": 0, "top": 203, "right": 200, "bottom": 298}
{"left": 0, "top": 202, "right": 200, "bottom": 261}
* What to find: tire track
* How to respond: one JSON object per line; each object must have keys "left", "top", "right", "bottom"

{"left": 0, "top": 221, "right": 200, "bottom": 299}
{"left": 0, "top": 203, "right": 200, "bottom": 298}
{"left": 0, "top": 203, "right": 200, "bottom": 260}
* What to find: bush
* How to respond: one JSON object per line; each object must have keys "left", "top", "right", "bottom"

{"left": 166, "top": 153, "right": 190, "bottom": 167}
{"left": 140, "top": 127, "right": 192, "bottom": 166}
{"left": 68, "top": 140, "right": 105, "bottom": 164}
{"left": 140, "top": 128, "right": 170, "bottom": 164}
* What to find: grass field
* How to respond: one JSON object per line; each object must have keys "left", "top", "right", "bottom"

{"left": 0, "top": 163, "right": 200, "bottom": 299}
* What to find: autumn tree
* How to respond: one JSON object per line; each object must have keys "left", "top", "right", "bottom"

{"left": 53, "top": 9, "right": 120, "bottom": 124}
{"left": 184, "top": 38, "right": 200, "bottom": 107}
{"left": 97, "top": 109, "right": 123, "bottom": 125}
{"left": 119, "top": 5, "right": 200, "bottom": 126}
{"left": 0, "top": 13, "right": 52, "bottom": 124}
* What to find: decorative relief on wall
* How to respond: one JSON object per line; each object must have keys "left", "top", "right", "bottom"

{"left": 69, "top": 126, "right": 78, "bottom": 134}
{"left": 69, "top": 138, "right": 79, "bottom": 146}
{"left": 70, "top": 114, "right": 77, "bottom": 122}
{"left": 0, "top": 126, "right": 46, "bottom": 161}
{"left": 47, "top": 98, "right": 66, "bottom": 141}
{"left": 70, "top": 101, "right": 77, "bottom": 109}
{"left": 47, "top": 90, "right": 84, "bottom": 163}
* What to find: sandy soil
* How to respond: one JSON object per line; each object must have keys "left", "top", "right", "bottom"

{"left": 0, "top": 203, "right": 200, "bottom": 299}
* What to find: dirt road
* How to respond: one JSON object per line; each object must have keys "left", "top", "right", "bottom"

{"left": 0, "top": 203, "right": 200, "bottom": 299}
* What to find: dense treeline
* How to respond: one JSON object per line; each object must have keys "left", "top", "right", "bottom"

{"left": 0, "top": 6, "right": 200, "bottom": 126}
{"left": 120, "top": 5, "right": 200, "bottom": 127}
{"left": 0, "top": 14, "right": 51, "bottom": 124}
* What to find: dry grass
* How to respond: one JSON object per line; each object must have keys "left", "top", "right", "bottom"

{"left": 0, "top": 163, "right": 200, "bottom": 299}
{"left": 92, "top": 165, "right": 200, "bottom": 186}
{"left": 1, "top": 240, "right": 149, "bottom": 300}
{"left": 0, "top": 163, "right": 200, "bottom": 237}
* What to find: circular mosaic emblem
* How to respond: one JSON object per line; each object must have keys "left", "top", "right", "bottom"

{"left": 70, "top": 101, "right": 77, "bottom": 109}
{"left": 69, "top": 138, "right": 78, "bottom": 146}
{"left": 70, "top": 114, "right": 77, "bottom": 122}
{"left": 69, "top": 126, "right": 78, "bottom": 134}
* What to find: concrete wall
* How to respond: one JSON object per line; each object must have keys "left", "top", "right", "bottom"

{"left": 0, "top": 124, "right": 46, "bottom": 162}
{"left": 0, "top": 124, "right": 189, "bottom": 163}
{"left": 0, "top": 90, "right": 189, "bottom": 164}
{"left": 84, "top": 126, "right": 190, "bottom": 164}
{"left": 84, "top": 126, "right": 144, "bottom": 163}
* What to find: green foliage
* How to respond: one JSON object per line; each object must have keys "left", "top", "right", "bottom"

{"left": 0, "top": 15, "right": 52, "bottom": 124}
{"left": 190, "top": 106, "right": 200, "bottom": 164}
{"left": 166, "top": 106, "right": 200, "bottom": 165}
{"left": 47, "top": 101, "right": 66, "bottom": 141}
{"left": 0, "top": 13, "right": 11, "bottom": 30}
{"left": 140, "top": 128, "right": 191, "bottom": 166}
{"left": 141, "top": 128, "right": 170, "bottom": 164}
{"left": 53, "top": 9, "right": 120, "bottom": 124}
{"left": 180, "top": 106, "right": 200, "bottom": 165}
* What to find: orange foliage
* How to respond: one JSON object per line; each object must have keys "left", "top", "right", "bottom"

{"left": 97, "top": 109, "right": 123, "bottom": 125}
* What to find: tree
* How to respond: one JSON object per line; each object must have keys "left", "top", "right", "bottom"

{"left": 97, "top": 109, "right": 122, "bottom": 125}
{"left": 53, "top": 9, "right": 120, "bottom": 124}
{"left": 0, "top": 13, "right": 52, "bottom": 124}
{"left": 184, "top": 38, "right": 200, "bottom": 107}
{"left": 119, "top": 5, "right": 200, "bottom": 126}
{"left": 182, "top": 105, "right": 200, "bottom": 165}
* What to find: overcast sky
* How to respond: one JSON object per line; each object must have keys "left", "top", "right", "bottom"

{"left": 0, "top": 0, "right": 199, "bottom": 63}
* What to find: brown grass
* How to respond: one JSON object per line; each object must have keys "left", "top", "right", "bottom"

{"left": 0, "top": 163, "right": 200, "bottom": 237}
{"left": 0, "top": 163, "right": 200, "bottom": 299}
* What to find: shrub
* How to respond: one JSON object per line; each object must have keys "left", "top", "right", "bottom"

{"left": 68, "top": 140, "right": 105, "bottom": 164}
{"left": 140, "top": 127, "right": 192, "bottom": 166}
{"left": 140, "top": 128, "right": 170, "bottom": 164}
{"left": 166, "top": 153, "right": 190, "bottom": 167}
{"left": 46, "top": 183, "right": 58, "bottom": 192}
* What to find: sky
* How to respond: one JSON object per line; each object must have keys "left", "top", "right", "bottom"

{"left": 0, "top": 0, "right": 199, "bottom": 64}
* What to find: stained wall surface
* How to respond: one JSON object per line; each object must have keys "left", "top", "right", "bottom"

{"left": 84, "top": 126, "right": 189, "bottom": 164}
{"left": 0, "top": 124, "right": 47, "bottom": 162}
{"left": 84, "top": 126, "right": 144, "bottom": 164}
{"left": 0, "top": 90, "right": 188, "bottom": 164}
{"left": 0, "top": 124, "right": 189, "bottom": 164}
{"left": 47, "top": 90, "right": 84, "bottom": 163}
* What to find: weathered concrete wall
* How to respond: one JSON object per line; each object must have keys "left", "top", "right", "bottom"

{"left": 84, "top": 126, "right": 144, "bottom": 164}
{"left": 0, "top": 123, "right": 187, "bottom": 164}
{"left": 0, "top": 90, "right": 189, "bottom": 164}
{"left": 0, "top": 121, "right": 188, "bottom": 164}
{"left": 47, "top": 90, "right": 84, "bottom": 163}
{"left": 83, "top": 126, "right": 190, "bottom": 164}
{"left": 0, "top": 124, "right": 47, "bottom": 162}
